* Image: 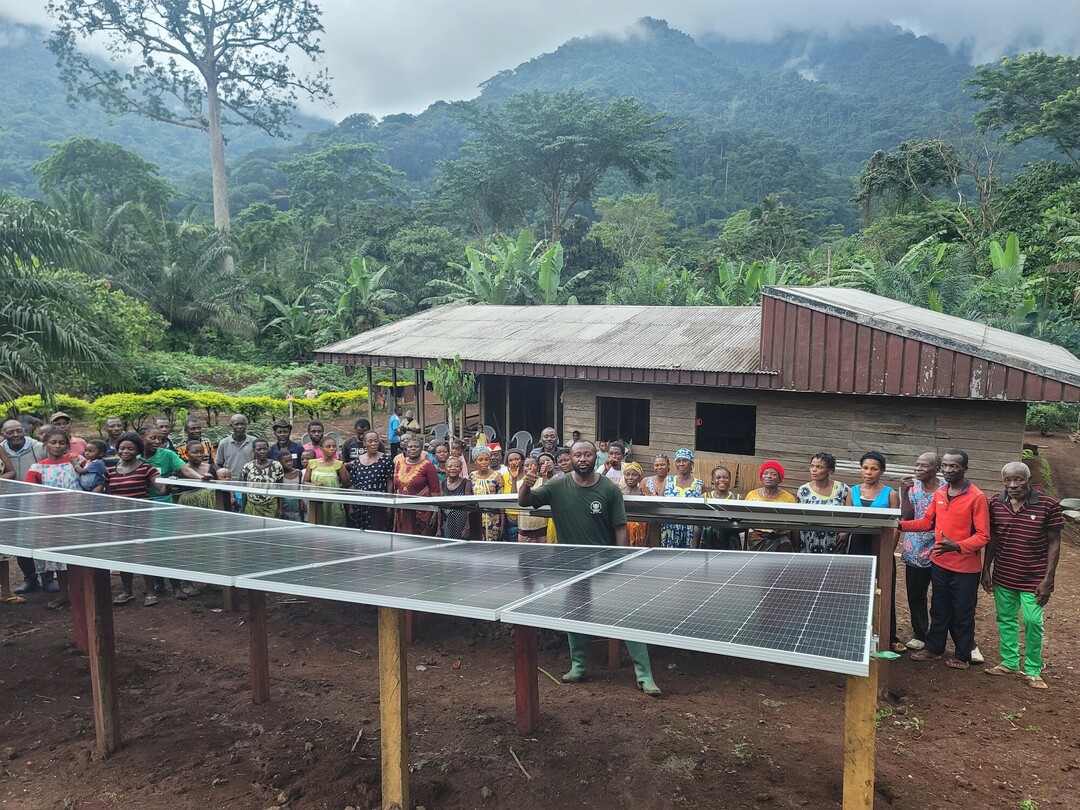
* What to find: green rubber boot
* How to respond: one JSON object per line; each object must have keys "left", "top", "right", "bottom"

{"left": 626, "top": 641, "right": 661, "bottom": 696}
{"left": 562, "top": 632, "right": 589, "bottom": 683}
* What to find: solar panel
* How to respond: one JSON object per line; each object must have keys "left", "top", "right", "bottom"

{"left": 163, "top": 477, "right": 436, "bottom": 510}
{"left": 237, "top": 542, "right": 646, "bottom": 621}
{"left": 38, "top": 529, "right": 448, "bottom": 586}
{"left": 0, "top": 479, "right": 54, "bottom": 496}
{"left": 0, "top": 490, "right": 175, "bottom": 520}
{"left": 502, "top": 549, "right": 876, "bottom": 676}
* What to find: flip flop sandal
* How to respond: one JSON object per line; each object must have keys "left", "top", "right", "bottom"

{"left": 944, "top": 658, "right": 970, "bottom": 670}
{"left": 891, "top": 642, "right": 908, "bottom": 653}
{"left": 2, "top": 595, "right": 26, "bottom": 604}
{"left": 910, "top": 650, "right": 941, "bottom": 661}
{"left": 112, "top": 592, "right": 134, "bottom": 606}
{"left": 1025, "top": 676, "right": 1048, "bottom": 690}
{"left": 143, "top": 594, "right": 159, "bottom": 607}
{"left": 985, "top": 664, "right": 1021, "bottom": 676}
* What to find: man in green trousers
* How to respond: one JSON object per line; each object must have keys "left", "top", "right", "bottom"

{"left": 518, "top": 440, "right": 661, "bottom": 696}
{"left": 982, "top": 461, "right": 1063, "bottom": 690}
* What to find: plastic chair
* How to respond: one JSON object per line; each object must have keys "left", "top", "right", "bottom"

{"left": 431, "top": 423, "right": 450, "bottom": 442}
{"left": 482, "top": 424, "right": 496, "bottom": 442}
{"left": 509, "top": 430, "right": 533, "bottom": 454}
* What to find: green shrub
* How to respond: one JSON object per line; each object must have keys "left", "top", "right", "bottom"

{"left": 1026, "top": 403, "right": 1078, "bottom": 436}
{"left": 4, "top": 394, "right": 94, "bottom": 421}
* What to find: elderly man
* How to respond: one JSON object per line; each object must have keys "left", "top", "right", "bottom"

{"left": 529, "top": 426, "right": 566, "bottom": 460}
{"left": 214, "top": 414, "right": 256, "bottom": 475}
{"left": 518, "top": 439, "right": 661, "bottom": 696}
{"left": 899, "top": 453, "right": 943, "bottom": 650}
{"left": 982, "top": 462, "right": 1063, "bottom": 689}
{"left": 901, "top": 449, "right": 990, "bottom": 670}
{"left": 1, "top": 420, "right": 48, "bottom": 593}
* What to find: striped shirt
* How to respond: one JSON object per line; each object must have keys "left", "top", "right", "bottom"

{"left": 989, "top": 490, "right": 1063, "bottom": 592}
{"left": 105, "top": 463, "right": 159, "bottom": 499}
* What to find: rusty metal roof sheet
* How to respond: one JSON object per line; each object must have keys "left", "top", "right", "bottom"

{"left": 317, "top": 304, "right": 764, "bottom": 373}
{"left": 765, "top": 287, "right": 1080, "bottom": 388}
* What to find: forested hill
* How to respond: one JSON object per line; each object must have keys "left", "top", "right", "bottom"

{"left": 0, "top": 23, "right": 331, "bottom": 195}
{"left": 477, "top": 18, "right": 983, "bottom": 175}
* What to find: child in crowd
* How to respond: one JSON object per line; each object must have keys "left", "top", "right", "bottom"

{"left": 25, "top": 426, "right": 81, "bottom": 609}
{"left": 279, "top": 452, "right": 306, "bottom": 522}
{"left": 303, "top": 440, "right": 347, "bottom": 525}
{"left": 177, "top": 439, "right": 217, "bottom": 509}
{"left": 74, "top": 439, "right": 108, "bottom": 493}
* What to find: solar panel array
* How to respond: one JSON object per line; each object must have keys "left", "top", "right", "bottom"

{"left": 0, "top": 478, "right": 878, "bottom": 675}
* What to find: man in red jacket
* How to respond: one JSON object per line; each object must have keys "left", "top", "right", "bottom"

{"left": 899, "top": 449, "right": 990, "bottom": 669}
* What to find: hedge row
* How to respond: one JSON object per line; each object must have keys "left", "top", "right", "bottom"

{"left": 4, "top": 388, "right": 369, "bottom": 429}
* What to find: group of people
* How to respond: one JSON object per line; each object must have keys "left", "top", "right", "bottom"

{"left": 0, "top": 412, "right": 1063, "bottom": 694}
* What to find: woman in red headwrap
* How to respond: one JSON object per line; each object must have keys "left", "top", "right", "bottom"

{"left": 745, "top": 460, "right": 798, "bottom": 552}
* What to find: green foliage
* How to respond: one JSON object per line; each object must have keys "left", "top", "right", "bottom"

{"left": 1025, "top": 403, "right": 1079, "bottom": 436}
{"left": 590, "top": 193, "right": 675, "bottom": 265}
{"left": 714, "top": 259, "right": 804, "bottom": 305}
{"left": 31, "top": 137, "right": 174, "bottom": 210}
{"left": 279, "top": 143, "right": 403, "bottom": 225}
{"left": 5, "top": 393, "right": 93, "bottom": 421}
{"left": 426, "top": 356, "right": 475, "bottom": 434}
{"left": 968, "top": 52, "right": 1080, "bottom": 165}
{"left": 385, "top": 225, "right": 465, "bottom": 310}
{"left": 452, "top": 90, "right": 673, "bottom": 241}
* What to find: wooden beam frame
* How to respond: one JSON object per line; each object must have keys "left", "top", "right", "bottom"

{"left": 367, "top": 365, "right": 375, "bottom": 428}
{"left": 874, "top": 527, "right": 895, "bottom": 652}
{"left": 513, "top": 626, "right": 539, "bottom": 734}
{"left": 248, "top": 589, "right": 270, "bottom": 704}
{"left": 378, "top": 607, "right": 409, "bottom": 810}
{"left": 82, "top": 566, "right": 121, "bottom": 757}
{"left": 68, "top": 565, "right": 88, "bottom": 654}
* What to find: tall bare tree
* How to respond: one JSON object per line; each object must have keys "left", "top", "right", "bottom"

{"left": 47, "top": 0, "right": 333, "bottom": 271}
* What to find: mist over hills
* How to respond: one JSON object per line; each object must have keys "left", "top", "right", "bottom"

{"left": 0, "top": 16, "right": 1050, "bottom": 231}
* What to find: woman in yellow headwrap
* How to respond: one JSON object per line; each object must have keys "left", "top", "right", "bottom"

{"left": 620, "top": 461, "right": 650, "bottom": 547}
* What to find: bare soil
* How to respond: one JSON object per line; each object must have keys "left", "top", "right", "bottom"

{"left": 2, "top": 432, "right": 1078, "bottom": 809}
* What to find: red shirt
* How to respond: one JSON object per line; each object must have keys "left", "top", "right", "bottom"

{"left": 989, "top": 490, "right": 1063, "bottom": 592}
{"left": 899, "top": 481, "right": 990, "bottom": 574}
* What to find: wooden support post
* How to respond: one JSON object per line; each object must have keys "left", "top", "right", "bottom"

{"left": 404, "top": 610, "right": 416, "bottom": 645}
{"left": 874, "top": 528, "right": 895, "bottom": 652}
{"left": 391, "top": 367, "right": 398, "bottom": 416}
{"left": 367, "top": 365, "right": 375, "bottom": 427}
{"left": 842, "top": 660, "right": 879, "bottom": 809}
{"left": 214, "top": 489, "right": 229, "bottom": 512}
{"left": 223, "top": 587, "right": 238, "bottom": 613}
{"left": 248, "top": 589, "right": 270, "bottom": 704}
{"left": 82, "top": 566, "right": 121, "bottom": 757}
{"left": 607, "top": 638, "right": 622, "bottom": 669}
{"left": 68, "top": 564, "right": 88, "bottom": 654}
{"left": 513, "top": 626, "right": 540, "bottom": 734}
{"left": 378, "top": 607, "right": 409, "bottom": 810}
{"left": 504, "top": 379, "right": 511, "bottom": 448}
{"left": 417, "top": 369, "right": 426, "bottom": 436}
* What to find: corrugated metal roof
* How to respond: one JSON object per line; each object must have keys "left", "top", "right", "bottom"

{"left": 317, "top": 304, "right": 764, "bottom": 374}
{"left": 765, "top": 286, "right": 1080, "bottom": 388}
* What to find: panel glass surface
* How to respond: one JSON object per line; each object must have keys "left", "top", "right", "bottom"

{"left": 40, "top": 529, "right": 445, "bottom": 584}
{"left": 503, "top": 549, "right": 875, "bottom": 673}
{"left": 0, "top": 479, "right": 53, "bottom": 496}
{"left": 0, "top": 490, "right": 172, "bottom": 519}
{"left": 241, "top": 542, "right": 641, "bottom": 619}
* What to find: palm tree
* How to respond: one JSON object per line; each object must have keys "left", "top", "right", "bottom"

{"left": 315, "top": 256, "right": 403, "bottom": 341}
{"left": 0, "top": 192, "right": 126, "bottom": 400}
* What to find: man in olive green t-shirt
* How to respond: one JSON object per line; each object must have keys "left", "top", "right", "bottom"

{"left": 520, "top": 440, "right": 660, "bottom": 696}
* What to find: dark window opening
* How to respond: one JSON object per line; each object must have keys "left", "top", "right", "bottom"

{"left": 596, "top": 397, "right": 650, "bottom": 446}
{"left": 695, "top": 403, "right": 756, "bottom": 455}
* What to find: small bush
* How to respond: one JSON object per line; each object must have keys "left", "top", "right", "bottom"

{"left": 4, "top": 394, "right": 94, "bottom": 421}
{"left": 1026, "top": 403, "right": 1078, "bottom": 436}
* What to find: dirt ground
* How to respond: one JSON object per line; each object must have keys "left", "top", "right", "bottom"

{"left": 1, "top": 432, "right": 1078, "bottom": 809}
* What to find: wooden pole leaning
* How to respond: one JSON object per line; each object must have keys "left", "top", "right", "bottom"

{"left": 378, "top": 606, "right": 409, "bottom": 810}
{"left": 212, "top": 489, "right": 240, "bottom": 612}
{"left": 82, "top": 566, "right": 121, "bottom": 757}
{"left": 513, "top": 626, "right": 540, "bottom": 734}
{"left": 248, "top": 589, "right": 270, "bottom": 704}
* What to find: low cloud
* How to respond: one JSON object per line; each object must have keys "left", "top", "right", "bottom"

{"left": 2, "top": 1, "right": 1077, "bottom": 120}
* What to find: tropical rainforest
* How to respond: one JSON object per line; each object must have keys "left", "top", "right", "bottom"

{"left": 1, "top": 11, "right": 1078, "bottom": 433}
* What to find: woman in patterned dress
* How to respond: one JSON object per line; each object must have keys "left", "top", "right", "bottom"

{"left": 438, "top": 456, "right": 472, "bottom": 539}
{"left": 393, "top": 436, "right": 441, "bottom": 535}
{"left": 661, "top": 448, "right": 703, "bottom": 549}
{"left": 642, "top": 454, "right": 669, "bottom": 547}
{"left": 745, "top": 461, "right": 798, "bottom": 551}
{"left": 469, "top": 446, "right": 507, "bottom": 541}
{"left": 796, "top": 452, "right": 851, "bottom": 553}
{"left": 240, "top": 439, "right": 285, "bottom": 518}
{"left": 347, "top": 430, "right": 394, "bottom": 530}
{"left": 699, "top": 465, "right": 744, "bottom": 550}
{"left": 620, "top": 461, "right": 650, "bottom": 547}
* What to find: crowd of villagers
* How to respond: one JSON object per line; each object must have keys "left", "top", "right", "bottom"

{"left": 0, "top": 407, "right": 1063, "bottom": 689}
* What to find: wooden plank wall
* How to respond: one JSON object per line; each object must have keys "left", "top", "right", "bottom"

{"left": 562, "top": 381, "right": 1026, "bottom": 492}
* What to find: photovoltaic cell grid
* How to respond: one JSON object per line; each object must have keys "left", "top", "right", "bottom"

{"left": 40, "top": 528, "right": 451, "bottom": 587}
{"left": 237, "top": 543, "right": 645, "bottom": 620}
{"left": 502, "top": 549, "right": 877, "bottom": 676}
{"left": 0, "top": 489, "right": 173, "bottom": 520}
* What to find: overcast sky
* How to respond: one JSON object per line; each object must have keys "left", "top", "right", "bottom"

{"left": 1, "top": 1, "right": 1077, "bottom": 121}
